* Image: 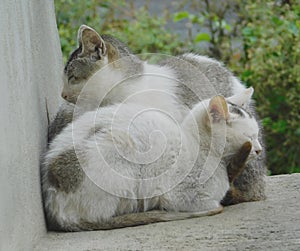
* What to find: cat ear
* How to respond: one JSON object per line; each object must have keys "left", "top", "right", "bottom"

{"left": 208, "top": 95, "right": 229, "bottom": 123}
{"left": 226, "top": 87, "right": 254, "bottom": 109}
{"left": 77, "top": 25, "right": 106, "bottom": 60}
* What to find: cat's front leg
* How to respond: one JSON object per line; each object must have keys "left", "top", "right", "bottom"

{"left": 48, "top": 102, "right": 75, "bottom": 143}
{"left": 222, "top": 141, "right": 252, "bottom": 205}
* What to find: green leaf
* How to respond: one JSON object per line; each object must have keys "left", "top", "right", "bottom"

{"left": 242, "top": 27, "right": 254, "bottom": 36}
{"left": 192, "top": 15, "right": 205, "bottom": 24}
{"left": 225, "top": 24, "right": 231, "bottom": 32}
{"left": 262, "top": 117, "right": 272, "bottom": 127}
{"left": 173, "top": 11, "right": 189, "bottom": 22}
{"left": 288, "top": 23, "right": 298, "bottom": 36}
{"left": 271, "top": 16, "right": 283, "bottom": 26}
{"left": 295, "top": 127, "right": 300, "bottom": 136}
{"left": 194, "top": 33, "right": 211, "bottom": 42}
{"left": 272, "top": 120, "right": 287, "bottom": 134}
{"left": 242, "top": 70, "right": 253, "bottom": 78}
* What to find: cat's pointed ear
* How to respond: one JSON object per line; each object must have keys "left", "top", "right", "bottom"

{"left": 77, "top": 25, "right": 106, "bottom": 60}
{"left": 227, "top": 87, "right": 254, "bottom": 109}
{"left": 208, "top": 95, "right": 229, "bottom": 123}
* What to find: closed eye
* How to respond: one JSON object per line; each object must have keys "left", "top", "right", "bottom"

{"left": 68, "top": 75, "right": 75, "bottom": 81}
{"left": 243, "top": 133, "right": 258, "bottom": 141}
{"left": 68, "top": 75, "right": 80, "bottom": 84}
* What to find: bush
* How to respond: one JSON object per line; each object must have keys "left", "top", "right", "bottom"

{"left": 173, "top": 0, "right": 247, "bottom": 63}
{"left": 55, "top": 0, "right": 184, "bottom": 62}
{"left": 172, "top": 0, "right": 300, "bottom": 174}
{"left": 239, "top": 1, "right": 300, "bottom": 174}
{"left": 54, "top": 0, "right": 299, "bottom": 174}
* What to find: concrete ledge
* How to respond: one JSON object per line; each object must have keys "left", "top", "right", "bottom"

{"left": 35, "top": 174, "right": 300, "bottom": 251}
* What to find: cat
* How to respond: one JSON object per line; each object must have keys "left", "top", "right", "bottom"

{"left": 49, "top": 25, "right": 184, "bottom": 141}
{"left": 42, "top": 87, "right": 262, "bottom": 231}
{"left": 48, "top": 25, "right": 266, "bottom": 205}
{"left": 159, "top": 53, "right": 267, "bottom": 204}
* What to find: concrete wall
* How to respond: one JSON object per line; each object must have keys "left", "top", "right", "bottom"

{"left": 0, "top": 1, "right": 63, "bottom": 250}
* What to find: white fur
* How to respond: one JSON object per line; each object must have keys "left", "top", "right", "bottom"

{"left": 43, "top": 89, "right": 260, "bottom": 230}
{"left": 63, "top": 61, "right": 187, "bottom": 122}
{"left": 230, "top": 76, "right": 246, "bottom": 95}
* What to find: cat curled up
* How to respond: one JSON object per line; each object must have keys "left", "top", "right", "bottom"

{"left": 43, "top": 88, "right": 262, "bottom": 231}
{"left": 48, "top": 25, "right": 267, "bottom": 206}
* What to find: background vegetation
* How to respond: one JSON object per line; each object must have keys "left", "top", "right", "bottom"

{"left": 55, "top": 0, "right": 300, "bottom": 174}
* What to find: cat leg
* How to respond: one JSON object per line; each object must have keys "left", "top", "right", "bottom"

{"left": 222, "top": 141, "right": 264, "bottom": 205}
{"left": 46, "top": 148, "right": 84, "bottom": 193}
{"left": 226, "top": 157, "right": 266, "bottom": 205}
{"left": 48, "top": 102, "right": 74, "bottom": 143}
{"left": 225, "top": 106, "right": 267, "bottom": 205}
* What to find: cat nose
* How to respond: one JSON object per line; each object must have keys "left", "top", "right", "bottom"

{"left": 61, "top": 92, "right": 68, "bottom": 100}
{"left": 253, "top": 139, "right": 262, "bottom": 156}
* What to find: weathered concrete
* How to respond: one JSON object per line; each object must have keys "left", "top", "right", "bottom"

{"left": 0, "top": 1, "right": 63, "bottom": 251}
{"left": 35, "top": 174, "right": 300, "bottom": 251}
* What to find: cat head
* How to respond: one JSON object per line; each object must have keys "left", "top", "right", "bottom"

{"left": 206, "top": 87, "right": 262, "bottom": 160}
{"left": 61, "top": 25, "right": 138, "bottom": 104}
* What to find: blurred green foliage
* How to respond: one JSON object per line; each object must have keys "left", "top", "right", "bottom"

{"left": 240, "top": 1, "right": 300, "bottom": 174}
{"left": 55, "top": 0, "right": 300, "bottom": 174}
{"left": 173, "top": 0, "right": 244, "bottom": 61}
{"left": 55, "top": 0, "right": 184, "bottom": 62}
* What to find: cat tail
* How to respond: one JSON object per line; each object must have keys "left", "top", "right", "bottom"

{"left": 78, "top": 206, "right": 223, "bottom": 231}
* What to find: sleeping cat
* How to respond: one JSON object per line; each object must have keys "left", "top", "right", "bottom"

{"left": 159, "top": 53, "right": 267, "bottom": 204}
{"left": 49, "top": 25, "right": 184, "bottom": 141}
{"left": 48, "top": 25, "right": 266, "bottom": 205}
{"left": 42, "top": 88, "right": 261, "bottom": 231}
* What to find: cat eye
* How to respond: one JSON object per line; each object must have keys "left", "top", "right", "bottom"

{"left": 68, "top": 75, "right": 80, "bottom": 84}
{"left": 68, "top": 75, "right": 75, "bottom": 81}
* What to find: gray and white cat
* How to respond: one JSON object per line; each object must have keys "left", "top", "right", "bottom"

{"left": 159, "top": 53, "right": 267, "bottom": 204}
{"left": 43, "top": 86, "right": 261, "bottom": 231}
{"left": 48, "top": 25, "right": 266, "bottom": 205}
{"left": 49, "top": 25, "right": 184, "bottom": 140}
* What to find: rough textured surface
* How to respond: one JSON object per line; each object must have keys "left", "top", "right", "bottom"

{"left": 0, "top": 1, "right": 63, "bottom": 251}
{"left": 35, "top": 174, "right": 300, "bottom": 251}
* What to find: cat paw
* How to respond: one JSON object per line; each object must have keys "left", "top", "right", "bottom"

{"left": 221, "top": 186, "right": 245, "bottom": 206}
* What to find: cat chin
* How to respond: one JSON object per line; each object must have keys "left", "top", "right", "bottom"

{"left": 246, "top": 153, "right": 259, "bottom": 163}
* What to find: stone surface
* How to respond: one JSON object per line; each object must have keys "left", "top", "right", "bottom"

{"left": 35, "top": 174, "right": 300, "bottom": 251}
{"left": 0, "top": 1, "right": 63, "bottom": 251}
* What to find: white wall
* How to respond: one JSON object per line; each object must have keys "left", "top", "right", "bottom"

{"left": 0, "top": 1, "right": 63, "bottom": 250}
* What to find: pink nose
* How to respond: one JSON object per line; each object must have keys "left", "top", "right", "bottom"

{"left": 61, "top": 93, "right": 68, "bottom": 100}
